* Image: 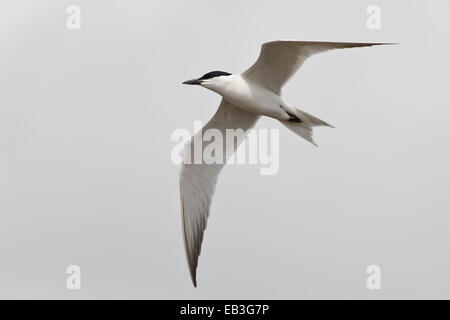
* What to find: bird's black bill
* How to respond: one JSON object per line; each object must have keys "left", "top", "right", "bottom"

{"left": 182, "top": 79, "right": 202, "bottom": 85}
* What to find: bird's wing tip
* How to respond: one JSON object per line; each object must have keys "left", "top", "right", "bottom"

{"left": 187, "top": 259, "right": 198, "bottom": 288}
{"left": 367, "top": 42, "right": 400, "bottom": 47}
{"left": 190, "top": 269, "right": 198, "bottom": 287}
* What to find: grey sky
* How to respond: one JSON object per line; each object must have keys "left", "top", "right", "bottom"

{"left": 0, "top": 0, "right": 449, "bottom": 299}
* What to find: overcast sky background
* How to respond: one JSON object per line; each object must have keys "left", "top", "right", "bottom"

{"left": 0, "top": 0, "right": 449, "bottom": 299}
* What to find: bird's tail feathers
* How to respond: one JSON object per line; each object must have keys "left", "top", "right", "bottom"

{"left": 281, "top": 108, "right": 334, "bottom": 146}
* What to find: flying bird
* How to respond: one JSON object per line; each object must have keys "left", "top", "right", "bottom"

{"left": 181, "top": 40, "right": 393, "bottom": 287}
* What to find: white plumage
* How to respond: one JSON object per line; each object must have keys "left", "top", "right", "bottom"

{"left": 181, "top": 40, "right": 393, "bottom": 287}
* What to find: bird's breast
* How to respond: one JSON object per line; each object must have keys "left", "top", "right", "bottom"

{"left": 221, "top": 79, "right": 281, "bottom": 117}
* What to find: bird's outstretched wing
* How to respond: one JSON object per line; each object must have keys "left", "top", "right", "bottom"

{"left": 180, "top": 99, "right": 259, "bottom": 287}
{"left": 242, "top": 40, "right": 390, "bottom": 94}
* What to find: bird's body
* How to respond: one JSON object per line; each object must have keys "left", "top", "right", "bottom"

{"left": 202, "top": 74, "right": 287, "bottom": 120}
{"left": 180, "top": 40, "right": 394, "bottom": 287}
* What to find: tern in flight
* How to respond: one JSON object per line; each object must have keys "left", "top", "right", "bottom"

{"left": 181, "top": 40, "right": 393, "bottom": 287}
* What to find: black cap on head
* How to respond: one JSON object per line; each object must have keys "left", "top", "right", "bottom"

{"left": 198, "top": 71, "right": 231, "bottom": 80}
{"left": 183, "top": 71, "right": 231, "bottom": 85}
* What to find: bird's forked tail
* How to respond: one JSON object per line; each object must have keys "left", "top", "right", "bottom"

{"left": 280, "top": 107, "right": 334, "bottom": 146}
